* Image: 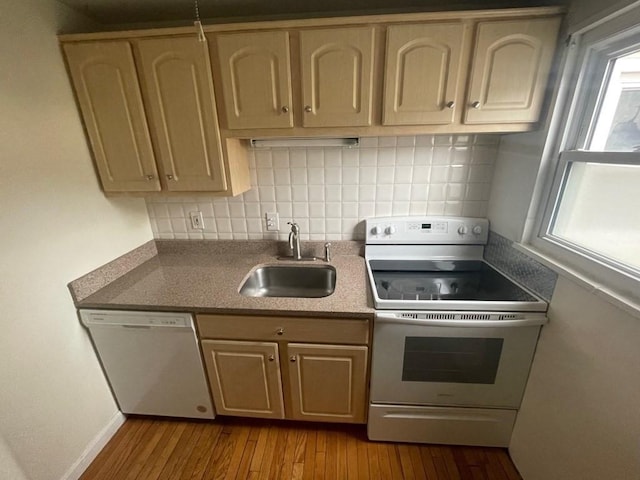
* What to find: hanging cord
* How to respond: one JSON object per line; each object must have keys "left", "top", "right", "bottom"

{"left": 194, "top": 0, "right": 206, "bottom": 42}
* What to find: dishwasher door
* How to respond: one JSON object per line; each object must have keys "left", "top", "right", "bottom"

{"left": 80, "top": 309, "right": 215, "bottom": 419}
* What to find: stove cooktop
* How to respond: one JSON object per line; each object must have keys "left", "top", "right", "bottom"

{"left": 370, "top": 260, "right": 539, "bottom": 303}
{"left": 364, "top": 216, "right": 548, "bottom": 312}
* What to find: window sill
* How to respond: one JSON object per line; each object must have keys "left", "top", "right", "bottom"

{"left": 513, "top": 242, "right": 640, "bottom": 320}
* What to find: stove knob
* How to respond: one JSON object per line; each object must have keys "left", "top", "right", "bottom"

{"left": 472, "top": 225, "right": 483, "bottom": 235}
{"left": 457, "top": 225, "right": 468, "bottom": 235}
{"left": 371, "top": 225, "right": 382, "bottom": 235}
{"left": 385, "top": 225, "right": 397, "bottom": 235}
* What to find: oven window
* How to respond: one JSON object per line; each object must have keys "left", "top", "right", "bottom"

{"left": 402, "top": 337, "right": 503, "bottom": 384}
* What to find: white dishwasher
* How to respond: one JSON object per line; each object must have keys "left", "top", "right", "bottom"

{"left": 80, "top": 309, "right": 215, "bottom": 419}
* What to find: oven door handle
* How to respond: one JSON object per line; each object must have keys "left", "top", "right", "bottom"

{"left": 375, "top": 313, "right": 547, "bottom": 328}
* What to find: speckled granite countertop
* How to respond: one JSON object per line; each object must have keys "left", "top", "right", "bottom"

{"left": 74, "top": 240, "right": 373, "bottom": 319}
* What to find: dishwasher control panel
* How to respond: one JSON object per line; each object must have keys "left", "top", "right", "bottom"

{"left": 80, "top": 309, "right": 191, "bottom": 328}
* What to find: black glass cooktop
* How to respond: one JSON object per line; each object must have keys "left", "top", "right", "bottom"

{"left": 370, "top": 260, "right": 538, "bottom": 302}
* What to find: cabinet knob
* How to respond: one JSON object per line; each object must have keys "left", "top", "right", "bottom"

{"left": 268, "top": 355, "right": 275, "bottom": 362}
{"left": 290, "top": 355, "right": 297, "bottom": 362}
{"left": 166, "top": 174, "right": 174, "bottom": 180}
{"left": 446, "top": 101, "right": 455, "bottom": 109}
{"left": 471, "top": 101, "right": 481, "bottom": 109}
{"left": 304, "top": 105, "right": 312, "bottom": 113}
{"left": 276, "top": 328, "right": 284, "bottom": 336}
{"left": 146, "top": 175, "right": 154, "bottom": 180}
{"left": 281, "top": 106, "right": 289, "bottom": 113}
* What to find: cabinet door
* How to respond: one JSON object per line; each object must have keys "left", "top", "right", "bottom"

{"left": 383, "top": 23, "right": 466, "bottom": 126}
{"left": 300, "top": 27, "right": 375, "bottom": 127}
{"left": 136, "top": 36, "right": 227, "bottom": 192}
{"left": 215, "top": 31, "right": 293, "bottom": 129}
{"left": 201, "top": 340, "right": 285, "bottom": 419}
{"left": 286, "top": 343, "right": 368, "bottom": 423}
{"left": 63, "top": 41, "right": 160, "bottom": 192}
{"left": 464, "top": 17, "right": 561, "bottom": 124}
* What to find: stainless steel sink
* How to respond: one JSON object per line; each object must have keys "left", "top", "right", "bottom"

{"left": 239, "top": 264, "right": 336, "bottom": 298}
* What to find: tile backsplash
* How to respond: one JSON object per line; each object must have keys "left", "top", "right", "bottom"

{"left": 146, "top": 135, "right": 499, "bottom": 241}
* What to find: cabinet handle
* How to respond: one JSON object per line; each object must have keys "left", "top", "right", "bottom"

{"left": 276, "top": 328, "right": 284, "bottom": 336}
{"left": 446, "top": 101, "right": 455, "bottom": 109}
{"left": 166, "top": 174, "right": 174, "bottom": 180}
{"left": 304, "top": 105, "right": 312, "bottom": 113}
{"left": 268, "top": 355, "right": 275, "bottom": 362}
{"left": 146, "top": 175, "right": 154, "bottom": 180}
{"left": 471, "top": 101, "right": 481, "bottom": 109}
{"left": 290, "top": 355, "right": 297, "bottom": 362}
{"left": 281, "top": 106, "right": 289, "bottom": 113}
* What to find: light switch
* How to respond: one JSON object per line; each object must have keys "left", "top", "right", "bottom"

{"left": 189, "top": 211, "right": 204, "bottom": 230}
{"left": 265, "top": 212, "right": 279, "bottom": 231}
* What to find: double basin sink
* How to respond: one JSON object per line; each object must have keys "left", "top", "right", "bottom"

{"left": 239, "top": 264, "right": 336, "bottom": 298}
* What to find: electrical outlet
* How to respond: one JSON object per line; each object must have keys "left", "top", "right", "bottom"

{"left": 265, "top": 212, "right": 279, "bottom": 231}
{"left": 189, "top": 211, "right": 204, "bottom": 230}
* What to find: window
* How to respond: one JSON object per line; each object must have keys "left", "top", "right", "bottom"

{"left": 533, "top": 10, "right": 640, "bottom": 301}
{"left": 550, "top": 153, "right": 640, "bottom": 274}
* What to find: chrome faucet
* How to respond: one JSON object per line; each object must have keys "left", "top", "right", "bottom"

{"left": 288, "top": 221, "right": 302, "bottom": 260}
{"left": 280, "top": 221, "right": 316, "bottom": 261}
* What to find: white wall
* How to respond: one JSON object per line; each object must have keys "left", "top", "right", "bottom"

{"left": 487, "top": 0, "right": 640, "bottom": 478}
{"left": 486, "top": 130, "right": 546, "bottom": 241}
{"left": 510, "top": 277, "right": 640, "bottom": 480}
{"left": 0, "top": 1, "right": 153, "bottom": 479}
{"left": 146, "top": 135, "right": 499, "bottom": 241}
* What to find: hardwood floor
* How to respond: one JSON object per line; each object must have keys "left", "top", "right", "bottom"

{"left": 80, "top": 416, "right": 522, "bottom": 480}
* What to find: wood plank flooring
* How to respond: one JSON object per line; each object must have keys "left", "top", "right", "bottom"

{"left": 80, "top": 416, "right": 522, "bottom": 480}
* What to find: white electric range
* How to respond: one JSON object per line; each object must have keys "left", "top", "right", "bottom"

{"left": 365, "top": 216, "right": 547, "bottom": 447}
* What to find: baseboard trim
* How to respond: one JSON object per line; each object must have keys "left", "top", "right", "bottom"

{"left": 61, "top": 411, "right": 125, "bottom": 480}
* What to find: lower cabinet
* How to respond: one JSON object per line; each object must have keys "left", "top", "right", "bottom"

{"left": 201, "top": 340, "right": 285, "bottom": 419}
{"left": 286, "top": 343, "right": 368, "bottom": 423}
{"left": 198, "top": 314, "right": 370, "bottom": 424}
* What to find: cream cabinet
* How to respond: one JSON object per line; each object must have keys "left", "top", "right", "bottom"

{"left": 63, "top": 38, "right": 250, "bottom": 195}
{"left": 214, "top": 31, "right": 293, "bottom": 129}
{"left": 464, "top": 17, "right": 562, "bottom": 124}
{"left": 383, "top": 16, "right": 561, "bottom": 127}
{"left": 383, "top": 23, "right": 467, "bottom": 126}
{"left": 63, "top": 41, "right": 160, "bottom": 192}
{"left": 63, "top": 7, "right": 563, "bottom": 137}
{"left": 197, "top": 314, "right": 370, "bottom": 424}
{"left": 299, "top": 27, "right": 376, "bottom": 127}
{"left": 286, "top": 343, "right": 368, "bottom": 422}
{"left": 201, "top": 340, "right": 284, "bottom": 419}
{"left": 213, "top": 26, "right": 375, "bottom": 129}
{"left": 135, "top": 36, "right": 228, "bottom": 192}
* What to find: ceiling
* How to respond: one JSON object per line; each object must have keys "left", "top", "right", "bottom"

{"left": 56, "top": 0, "right": 565, "bottom": 26}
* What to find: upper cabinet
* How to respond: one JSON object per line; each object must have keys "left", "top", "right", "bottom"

{"left": 63, "top": 41, "right": 160, "bottom": 192}
{"left": 213, "top": 26, "right": 375, "bottom": 129}
{"left": 383, "top": 23, "right": 467, "bottom": 126}
{"left": 464, "top": 17, "right": 562, "bottom": 124}
{"left": 215, "top": 31, "right": 293, "bottom": 129}
{"left": 61, "top": 7, "right": 564, "bottom": 145}
{"left": 63, "top": 37, "right": 250, "bottom": 195}
{"left": 382, "top": 16, "right": 561, "bottom": 127}
{"left": 136, "top": 36, "right": 227, "bottom": 192}
{"left": 299, "top": 27, "right": 375, "bottom": 127}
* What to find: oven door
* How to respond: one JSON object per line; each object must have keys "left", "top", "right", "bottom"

{"left": 370, "top": 312, "right": 543, "bottom": 409}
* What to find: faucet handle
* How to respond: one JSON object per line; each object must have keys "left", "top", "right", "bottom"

{"left": 287, "top": 221, "right": 299, "bottom": 233}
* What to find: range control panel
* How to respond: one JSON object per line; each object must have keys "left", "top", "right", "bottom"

{"left": 365, "top": 216, "right": 489, "bottom": 245}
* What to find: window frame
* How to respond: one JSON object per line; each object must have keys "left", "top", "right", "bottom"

{"left": 528, "top": 7, "right": 640, "bottom": 304}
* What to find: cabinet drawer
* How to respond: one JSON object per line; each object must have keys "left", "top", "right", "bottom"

{"left": 197, "top": 314, "right": 369, "bottom": 345}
